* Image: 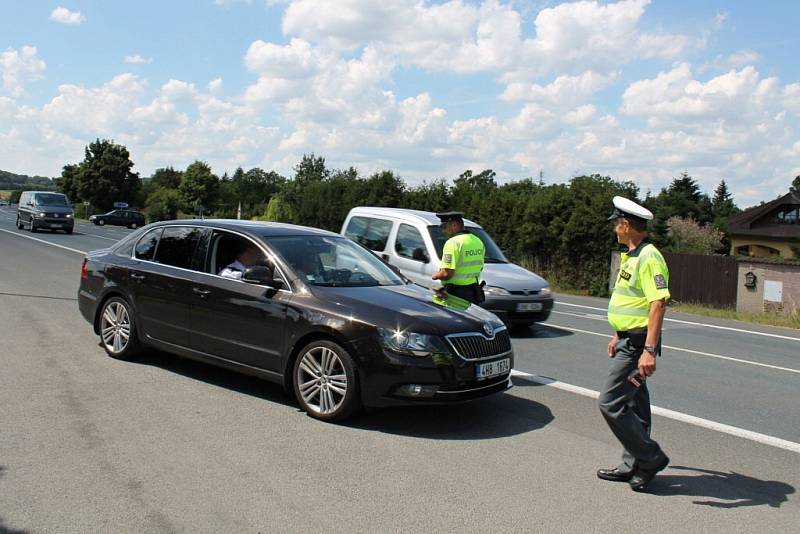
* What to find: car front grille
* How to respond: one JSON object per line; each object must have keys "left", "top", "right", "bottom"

{"left": 509, "top": 289, "right": 539, "bottom": 296}
{"left": 446, "top": 329, "right": 512, "bottom": 360}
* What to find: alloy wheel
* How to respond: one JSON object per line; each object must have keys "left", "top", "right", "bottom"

{"left": 297, "top": 346, "right": 348, "bottom": 415}
{"left": 100, "top": 301, "right": 131, "bottom": 354}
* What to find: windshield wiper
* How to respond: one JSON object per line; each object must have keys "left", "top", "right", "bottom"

{"left": 484, "top": 257, "right": 507, "bottom": 264}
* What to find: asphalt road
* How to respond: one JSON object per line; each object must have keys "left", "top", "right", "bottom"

{"left": 0, "top": 205, "right": 798, "bottom": 533}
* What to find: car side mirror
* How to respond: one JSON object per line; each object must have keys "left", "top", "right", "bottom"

{"left": 242, "top": 266, "right": 286, "bottom": 290}
{"left": 412, "top": 248, "right": 430, "bottom": 263}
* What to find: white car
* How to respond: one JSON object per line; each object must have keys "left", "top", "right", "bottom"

{"left": 341, "top": 207, "right": 554, "bottom": 327}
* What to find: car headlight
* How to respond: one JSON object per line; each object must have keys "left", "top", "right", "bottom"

{"left": 36, "top": 212, "right": 46, "bottom": 218}
{"left": 65, "top": 214, "right": 73, "bottom": 219}
{"left": 377, "top": 328, "right": 448, "bottom": 357}
{"left": 540, "top": 286, "right": 551, "bottom": 295}
{"left": 483, "top": 286, "right": 511, "bottom": 296}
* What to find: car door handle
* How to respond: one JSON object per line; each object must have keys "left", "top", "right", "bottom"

{"left": 193, "top": 287, "right": 211, "bottom": 297}
{"left": 381, "top": 254, "right": 389, "bottom": 260}
{"left": 130, "top": 273, "right": 146, "bottom": 281}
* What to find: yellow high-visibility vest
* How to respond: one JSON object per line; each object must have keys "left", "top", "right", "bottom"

{"left": 440, "top": 232, "right": 485, "bottom": 286}
{"left": 608, "top": 241, "right": 670, "bottom": 331}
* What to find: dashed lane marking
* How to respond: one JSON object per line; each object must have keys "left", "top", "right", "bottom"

{"left": 556, "top": 301, "right": 800, "bottom": 342}
{"left": 0, "top": 227, "right": 87, "bottom": 254}
{"left": 539, "top": 321, "right": 800, "bottom": 375}
{"left": 510, "top": 369, "right": 800, "bottom": 454}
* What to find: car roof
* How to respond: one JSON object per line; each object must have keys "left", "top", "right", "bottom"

{"left": 346, "top": 207, "right": 482, "bottom": 228}
{"left": 152, "top": 219, "right": 341, "bottom": 238}
{"left": 24, "top": 191, "right": 68, "bottom": 195}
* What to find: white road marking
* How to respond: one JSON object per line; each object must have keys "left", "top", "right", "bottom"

{"left": 556, "top": 301, "right": 800, "bottom": 342}
{"left": 510, "top": 369, "right": 800, "bottom": 454}
{"left": 0, "top": 227, "right": 87, "bottom": 254}
{"left": 540, "top": 321, "right": 800, "bottom": 375}
{"left": 72, "top": 230, "right": 119, "bottom": 242}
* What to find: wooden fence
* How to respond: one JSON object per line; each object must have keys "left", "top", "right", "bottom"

{"left": 662, "top": 253, "right": 738, "bottom": 308}
{"left": 610, "top": 251, "right": 738, "bottom": 309}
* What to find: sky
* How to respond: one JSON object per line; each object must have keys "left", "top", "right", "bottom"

{"left": 1, "top": 0, "right": 799, "bottom": 208}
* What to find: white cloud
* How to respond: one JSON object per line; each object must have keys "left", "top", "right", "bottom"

{"left": 49, "top": 7, "right": 84, "bottom": 25}
{"left": 0, "top": 46, "right": 47, "bottom": 97}
{"left": 124, "top": 55, "right": 152, "bottom": 64}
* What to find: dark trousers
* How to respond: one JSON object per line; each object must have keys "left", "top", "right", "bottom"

{"left": 444, "top": 283, "right": 482, "bottom": 304}
{"left": 598, "top": 332, "right": 666, "bottom": 471}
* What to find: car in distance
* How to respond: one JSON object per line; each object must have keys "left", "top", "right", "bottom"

{"left": 342, "top": 207, "right": 554, "bottom": 327}
{"left": 89, "top": 209, "right": 146, "bottom": 229}
{"left": 16, "top": 191, "right": 75, "bottom": 234}
{"left": 78, "top": 220, "right": 513, "bottom": 421}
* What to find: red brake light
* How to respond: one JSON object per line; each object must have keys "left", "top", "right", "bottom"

{"left": 81, "top": 258, "right": 89, "bottom": 279}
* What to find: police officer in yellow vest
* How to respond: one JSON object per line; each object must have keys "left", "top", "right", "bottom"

{"left": 431, "top": 212, "right": 486, "bottom": 304}
{"left": 597, "top": 196, "right": 670, "bottom": 492}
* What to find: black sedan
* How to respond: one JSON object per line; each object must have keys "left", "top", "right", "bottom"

{"left": 78, "top": 220, "right": 513, "bottom": 421}
{"left": 89, "top": 209, "right": 146, "bottom": 229}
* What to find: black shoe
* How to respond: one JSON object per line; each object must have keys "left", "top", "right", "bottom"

{"left": 629, "top": 455, "right": 670, "bottom": 491}
{"left": 596, "top": 467, "right": 634, "bottom": 482}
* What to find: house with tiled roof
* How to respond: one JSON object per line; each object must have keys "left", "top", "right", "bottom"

{"left": 728, "top": 190, "right": 800, "bottom": 259}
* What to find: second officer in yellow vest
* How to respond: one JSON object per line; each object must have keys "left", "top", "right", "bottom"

{"left": 431, "top": 212, "right": 486, "bottom": 304}
{"left": 597, "top": 196, "right": 670, "bottom": 492}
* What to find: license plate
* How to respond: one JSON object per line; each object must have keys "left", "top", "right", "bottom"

{"left": 516, "top": 302, "right": 543, "bottom": 312}
{"left": 476, "top": 358, "right": 510, "bottom": 379}
{"left": 50, "top": 224, "right": 63, "bottom": 228}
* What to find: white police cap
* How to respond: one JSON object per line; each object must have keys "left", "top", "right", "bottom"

{"left": 607, "top": 196, "right": 653, "bottom": 221}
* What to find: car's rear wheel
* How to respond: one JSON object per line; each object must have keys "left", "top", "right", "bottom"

{"left": 98, "top": 297, "right": 141, "bottom": 360}
{"left": 293, "top": 340, "right": 360, "bottom": 421}
{"left": 130, "top": 222, "right": 137, "bottom": 229}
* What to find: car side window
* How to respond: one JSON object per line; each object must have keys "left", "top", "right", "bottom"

{"left": 395, "top": 224, "right": 429, "bottom": 262}
{"left": 207, "top": 231, "right": 271, "bottom": 277}
{"left": 135, "top": 228, "right": 162, "bottom": 261}
{"left": 154, "top": 226, "right": 204, "bottom": 270}
{"left": 344, "top": 216, "right": 393, "bottom": 251}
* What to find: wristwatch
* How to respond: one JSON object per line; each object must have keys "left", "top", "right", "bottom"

{"left": 644, "top": 344, "right": 657, "bottom": 355}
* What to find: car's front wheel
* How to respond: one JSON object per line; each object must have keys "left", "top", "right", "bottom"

{"left": 97, "top": 219, "right": 105, "bottom": 226}
{"left": 98, "top": 297, "right": 141, "bottom": 360}
{"left": 16, "top": 217, "right": 22, "bottom": 229}
{"left": 130, "top": 222, "right": 138, "bottom": 229}
{"left": 293, "top": 340, "right": 360, "bottom": 421}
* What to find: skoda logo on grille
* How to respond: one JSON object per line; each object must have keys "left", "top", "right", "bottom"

{"left": 483, "top": 322, "right": 493, "bottom": 337}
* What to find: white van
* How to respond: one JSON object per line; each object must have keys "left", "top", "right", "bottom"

{"left": 341, "top": 207, "right": 554, "bottom": 326}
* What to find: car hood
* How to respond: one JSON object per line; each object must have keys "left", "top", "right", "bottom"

{"left": 38, "top": 205, "right": 73, "bottom": 214}
{"left": 481, "top": 262, "right": 548, "bottom": 291}
{"left": 311, "top": 283, "right": 504, "bottom": 336}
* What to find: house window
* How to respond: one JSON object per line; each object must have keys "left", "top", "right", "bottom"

{"left": 775, "top": 207, "right": 799, "bottom": 224}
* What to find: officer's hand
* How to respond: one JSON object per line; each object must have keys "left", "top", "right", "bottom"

{"left": 639, "top": 351, "right": 657, "bottom": 377}
{"left": 607, "top": 336, "right": 618, "bottom": 358}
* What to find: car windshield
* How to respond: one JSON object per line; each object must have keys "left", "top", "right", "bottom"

{"left": 266, "top": 235, "right": 406, "bottom": 287}
{"left": 427, "top": 226, "right": 508, "bottom": 263}
{"left": 34, "top": 193, "right": 69, "bottom": 207}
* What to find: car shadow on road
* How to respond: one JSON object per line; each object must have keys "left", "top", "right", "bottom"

{"left": 131, "top": 348, "right": 296, "bottom": 409}
{"left": 130, "top": 348, "right": 553, "bottom": 440}
{"left": 509, "top": 323, "right": 574, "bottom": 339}
{"left": 643, "top": 465, "right": 796, "bottom": 508}
{"left": 0, "top": 466, "right": 30, "bottom": 534}
{"left": 344, "top": 391, "right": 554, "bottom": 440}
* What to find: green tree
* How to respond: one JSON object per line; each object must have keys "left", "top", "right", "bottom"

{"left": 260, "top": 194, "right": 295, "bottom": 223}
{"left": 664, "top": 216, "right": 724, "bottom": 255}
{"left": 149, "top": 167, "right": 183, "bottom": 190}
{"left": 9, "top": 190, "right": 22, "bottom": 204}
{"left": 179, "top": 161, "right": 219, "bottom": 214}
{"left": 293, "top": 154, "right": 329, "bottom": 185}
{"left": 232, "top": 167, "right": 286, "bottom": 217}
{"left": 146, "top": 187, "right": 182, "bottom": 222}
{"left": 76, "top": 139, "right": 141, "bottom": 212}
{"left": 56, "top": 164, "right": 82, "bottom": 203}
{"left": 792, "top": 175, "right": 800, "bottom": 193}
